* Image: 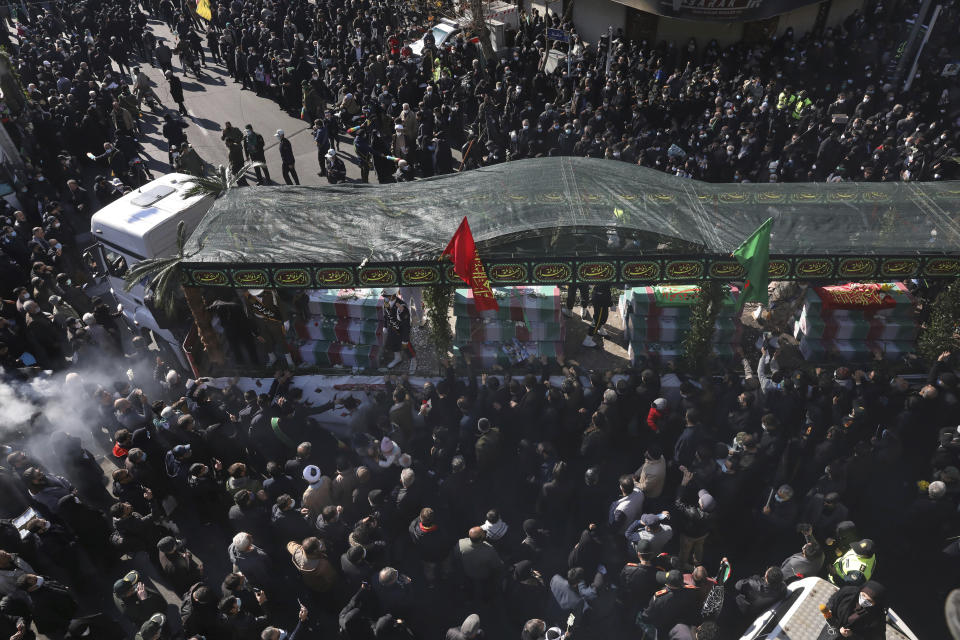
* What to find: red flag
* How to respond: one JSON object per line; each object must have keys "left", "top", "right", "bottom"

{"left": 442, "top": 217, "right": 499, "bottom": 312}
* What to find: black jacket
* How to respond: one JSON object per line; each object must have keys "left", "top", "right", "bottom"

{"left": 734, "top": 575, "right": 786, "bottom": 617}
{"left": 673, "top": 485, "right": 717, "bottom": 538}
{"left": 642, "top": 585, "right": 701, "bottom": 631}
{"left": 279, "top": 138, "right": 295, "bottom": 164}
{"left": 826, "top": 582, "right": 886, "bottom": 640}
{"left": 180, "top": 582, "right": 228, "bottom": 640}
{"left": 619, "top": 562, "right": 659, "bottom": 610}
{"left": 408, "top": 516, "right": 450, "bottom": 563}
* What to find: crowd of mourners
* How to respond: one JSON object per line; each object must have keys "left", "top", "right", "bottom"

{"left": 2, "top": 292, "right": 960, "bottom": 640}
{"left": 0, "top": 0, "right": 957, "bottom": 190}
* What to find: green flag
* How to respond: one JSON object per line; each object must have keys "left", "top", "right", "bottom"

{"left": 733, "top": 218, "right": 773, "bottom": 310}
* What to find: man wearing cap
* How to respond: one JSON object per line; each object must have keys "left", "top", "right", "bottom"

{"left": 619, "top": 539, "right": 659, "bottom": 622}
{"left": 626, "top": 512, "right": 673, "bottom": 556}
{"left": 113, "top": 570, "right": 165, "bottom": 628}
{"left": 275, "top": 129, "right": 299, "bottom": 185}
{"left": 830, "top": 538, "right": 876, "bottom": 586}
{"left": 135, "top": 613, "right": 166, "bottom": 640}
{"left": 640, "top": 569, "right": 700, "bottom": 633}
{"left": 324, "top": 149, "right": 347, "bottom": 183}
{"left": 243, "top": 125, "right": 271, "bottom": 184}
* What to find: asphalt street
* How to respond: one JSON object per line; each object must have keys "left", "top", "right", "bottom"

{"left": 127, "top": 19, "right": 379, "bottom": 185}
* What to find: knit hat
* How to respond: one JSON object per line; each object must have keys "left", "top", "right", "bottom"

{"left": 303, "top": 465, "right": 322, "bottom": 484}
{"left": 653, "top": 398, "right": 667, "bottom": 410}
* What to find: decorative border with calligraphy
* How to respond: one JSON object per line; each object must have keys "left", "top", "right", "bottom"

{"left": 183, "top": 255, "right": 959, "bottom": 288}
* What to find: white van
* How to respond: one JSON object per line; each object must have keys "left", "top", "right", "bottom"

{"left": 86, "top": 174, "right": 214, "bottom": 368}
{"left": 739, "top": 577, "right": 919, "bottom": 640}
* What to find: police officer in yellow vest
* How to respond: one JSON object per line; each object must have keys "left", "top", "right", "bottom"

{"left": 777, "top": 86, "right": 797, "bottom": 113}
{"left": 830, "top": 538, "right": 876, "bottom": 586}
{"left": 792, "top": 90, "right": 813, "bottom": 121}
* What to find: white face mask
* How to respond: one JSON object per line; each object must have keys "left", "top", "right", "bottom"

{"left": 34, "top": 576, "right": 44, "bottom": 588}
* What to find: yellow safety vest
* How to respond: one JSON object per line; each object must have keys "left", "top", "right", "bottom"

{"left": 792, "top": 97, "right": 812, "bottom": 119}
{"left": 830, "top": 549, "right": 875, "bottom": 584}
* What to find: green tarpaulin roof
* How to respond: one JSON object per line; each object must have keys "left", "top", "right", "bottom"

{"left": 182, "top": 157, "right": 960, "bottom": 267}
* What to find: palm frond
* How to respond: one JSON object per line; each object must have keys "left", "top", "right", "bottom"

{"left": 123, "top": 255, "right": 180, "bottom": 291}
{"left": 123, "top": 219, "right": 192, "bottom": 318}
{"left": 151, "top": 259, "right": 183, "bottom": 316}
{"left": 182, "top": 161, "right": 265, "bottom": 199}
{"left": 182, "top": 174, "right": 228, "bottom": 200}
{"left": 176, "top": 218, "right": 188, "bottom": 259}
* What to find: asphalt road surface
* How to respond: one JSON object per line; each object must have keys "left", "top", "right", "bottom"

{"left": 127, "top": 19, "right": 397, "bottom": 185}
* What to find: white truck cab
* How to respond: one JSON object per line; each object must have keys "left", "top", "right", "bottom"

{"left": 739, "top": 577, "right": 919, "bottom": 640}
{"left": 86, "top": 173, "right": 214, "bottom": 368}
